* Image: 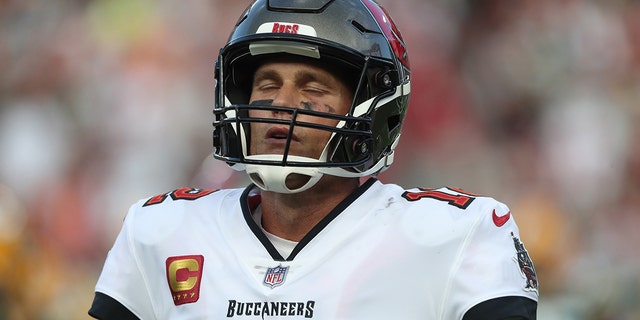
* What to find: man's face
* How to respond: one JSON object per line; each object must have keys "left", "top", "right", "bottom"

{"left": 248, "top": 60, "right": 353, "bottom": 159}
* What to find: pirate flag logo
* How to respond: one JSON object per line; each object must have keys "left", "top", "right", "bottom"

{"left": 511, "top": 232, "right": 538, "bottom": 293}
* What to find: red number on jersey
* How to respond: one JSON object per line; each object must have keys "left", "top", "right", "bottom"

{"left": 143, "top": 188, "right": 217, "bottom": 207}
{"left": 401, "top": 188, "right": 476, "bottom": 209}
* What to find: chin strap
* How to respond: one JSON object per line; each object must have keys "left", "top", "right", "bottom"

{"left": 236, "top": 144, "right": 397, "bottom": 193}
{"left": 243, "top": 155, "right": 325, "bottom": 194}
{"left": 235, "top": 132, "right": 400, "bottom": 194}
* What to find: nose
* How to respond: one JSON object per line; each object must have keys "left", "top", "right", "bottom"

{"left": 271, "top": 83, "right": 298, "bottom": 110}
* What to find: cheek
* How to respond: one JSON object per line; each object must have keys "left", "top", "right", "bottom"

{"left": 304, "top": 126, "right": 335, "bottom": 148}
{"left": 297, "top": 114, "right": 341, "bottom": 131}
{"left": 247, "top": 120, "right": 265, "bottom": 154}
{"left": 248, "top": 109, "right": 266, "bottom": 118}
{"left": 337, "top": 96, "right": 353, "bottom": 116}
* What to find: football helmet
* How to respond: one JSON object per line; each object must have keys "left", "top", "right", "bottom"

{"left": 213, "top": 0, "right": 410, "bottom": 193}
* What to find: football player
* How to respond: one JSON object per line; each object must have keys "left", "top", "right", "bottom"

{"left": 89, "top": 0, "right": 538, "bottom": 319}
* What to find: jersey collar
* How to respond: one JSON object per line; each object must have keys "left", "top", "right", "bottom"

{"left": 240, "top": 178, "right": 378, "bottom": 261}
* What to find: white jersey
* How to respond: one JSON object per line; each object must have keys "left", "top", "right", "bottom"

{"left": 92, "top": 179, "right": 538, "bottom": 319}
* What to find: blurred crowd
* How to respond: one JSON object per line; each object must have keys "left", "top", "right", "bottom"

{"left": 0, "top": 0, "right": 638, "bottom": 319}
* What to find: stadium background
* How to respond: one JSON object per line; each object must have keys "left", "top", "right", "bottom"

{"left": 0, "top": 0, "right": 638, "bottom": 319}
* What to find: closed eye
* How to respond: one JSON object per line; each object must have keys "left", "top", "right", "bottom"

{"left": 302, "top": 86, "right": 329, "bottom": 96}
{"left": 255, "top": 82, "right": 280, "bottom": 93}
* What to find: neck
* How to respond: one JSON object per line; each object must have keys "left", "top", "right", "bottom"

{"left": 259, "top": 176, "right": 360, "bottom": 242}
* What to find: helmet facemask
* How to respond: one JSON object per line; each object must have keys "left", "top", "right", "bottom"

{"left": 214, "top": 55, "right": 373, "bottom": 193}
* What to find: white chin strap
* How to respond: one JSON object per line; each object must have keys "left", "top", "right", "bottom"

{"left": 244, "top": 155, "right": 325, "bottom": 194}
{"left": 239, "top": 152, "right": 394, "bottom": 194}
{"left": 237, "top": 135, "right": 401, "bottom": 194}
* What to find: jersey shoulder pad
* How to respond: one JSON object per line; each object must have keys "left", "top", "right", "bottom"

{"left": 140, "top": 187, "right": 221, "bottom": 208}
{"left": 399, "top": 185, "right": 512, "bottom": 226}
{"left": 127, "top": 187, "right": 241, "bottom": 222}
{"left": 120, "top": 187, "right": 242, "bottom": 245}
{"left": 400, "top": 186, "right": 487, "bottom": 210}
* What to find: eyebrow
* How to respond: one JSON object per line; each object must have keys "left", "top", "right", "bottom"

{"left": 295, "top": 71, "right": 333, "bottom": 88}
{"left": 252, "top": 69, "right": 281, "bottom": 85}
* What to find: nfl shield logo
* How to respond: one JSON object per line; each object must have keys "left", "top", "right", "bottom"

{"left": 263, "top": 265, "right": 288, "bottom": 288}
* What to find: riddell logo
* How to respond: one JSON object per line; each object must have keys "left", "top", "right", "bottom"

{"left": 166, "top": 255, "right": 204, "bottom": 306}
{"left": 272, "top": 23, "right": 299, "bottom": 34}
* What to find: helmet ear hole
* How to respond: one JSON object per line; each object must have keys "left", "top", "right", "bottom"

{"left": 387, "top": 114, "right": 401, "bottom": 134}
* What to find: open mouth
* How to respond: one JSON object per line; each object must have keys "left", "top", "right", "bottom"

{"left": 266, "top": 127, "right": 296, "bottom": 141}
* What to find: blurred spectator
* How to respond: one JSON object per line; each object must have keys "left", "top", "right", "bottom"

{"left": 0, "top": 0, "right": 638, "bottom": 318}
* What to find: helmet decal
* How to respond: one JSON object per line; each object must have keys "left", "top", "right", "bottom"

{"left": 362, "top": 0, "right": 409, "bottom": 68}
{"left": 256, "top": 22, "right": 318, "bottom": 37}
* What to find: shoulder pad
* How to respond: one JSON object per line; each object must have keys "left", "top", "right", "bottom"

{"left": 401, "top": 186, "right": 478, "bottom": 209}
{"left": 141, "top": 188, "right": 219, "bottom": 207}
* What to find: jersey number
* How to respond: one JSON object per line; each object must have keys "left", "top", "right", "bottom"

{"left": 401, "top": 188, "right": 476, "bottom": 209}
{"left": 143, "top": 188, "right": 217, "bottom": 207}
